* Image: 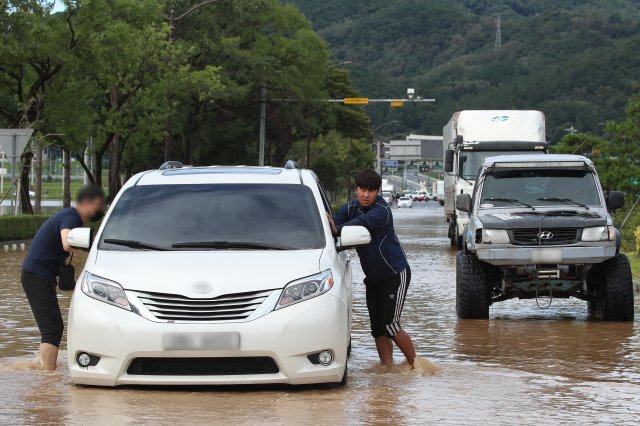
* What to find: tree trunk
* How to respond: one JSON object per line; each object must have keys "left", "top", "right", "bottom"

{"left": 62, "top": 147, "right": 71, "bottom": 208}
{"left": 108, "top": 133, "right": 121, "bottom": 202}
{"left": 19, "top": 152, "right": 34, "bottom": 214}
{"left": 74, "top": 151, "right": 94, "bottom": 183}
{"left": 94, "top": 148, "right": 103, "bottom": 187}
{"left": 34, "top": 139, "right": 42, "bottom": 213}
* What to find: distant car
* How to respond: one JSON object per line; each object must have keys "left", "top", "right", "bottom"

{"left": 413, "top": 192, "right": 427, "bottom": 202}
{"left": 397, "top": 196, "right": 412, "bottom": 208}
{"left": 427, "top": 192, "right": 435, "bottom": 201}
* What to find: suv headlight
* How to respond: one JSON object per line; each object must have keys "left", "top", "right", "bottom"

{"left": 275, "top": 270, "right": 333, "bottom": 310}
{"left": 582, "top": 226, "right": 613, "bottom": 241}
{"left": 481, "top": 229, "right": 510, "bottom": 244}
{"left": 81, "top": 272, "right": 131, "bottom": 311}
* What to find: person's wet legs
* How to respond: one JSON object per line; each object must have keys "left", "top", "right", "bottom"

{"left": 375, "top": 336, "right": 394, "bottom": 365}
{"left": 393, "top": 330, "right": 416, "bottom": 367}
{"left": 39, "top": 343, "right": 58, "bottom": 370}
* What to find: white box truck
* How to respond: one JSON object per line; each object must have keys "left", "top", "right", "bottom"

{"left": 435, "top": 180, "right": 444, "bottom": 205}
{"left": 381, "top": 179, "right": 395, "bottom": 204}
{"left": 443, "top": 110, "right": 547, "bottom": 247}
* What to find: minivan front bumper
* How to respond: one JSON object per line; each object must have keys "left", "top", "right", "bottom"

{"left": 67, "top": 290, "right": 348, "bottom": 387}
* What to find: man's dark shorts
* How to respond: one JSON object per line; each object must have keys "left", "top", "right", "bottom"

{"left": 365, "top": 266, "right": 411, "bottom": 338}
{"left": 21, "top": 269, "right": 64, "bottom": 347}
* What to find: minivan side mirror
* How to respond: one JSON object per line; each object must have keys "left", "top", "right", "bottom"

{"left": 456, "top": 194, "right": 472, "bottom": 212}
{"left": 67, "top": 227, "right": 93, "bottom": 250}
{"left": 338, "top": 226, "right": 371, "bottom": 250}
{"left": 444, "top": 149, "right": 454, "bottom": 173}
{"left": 606, "top": 191, "right": 624, "bottom": 210}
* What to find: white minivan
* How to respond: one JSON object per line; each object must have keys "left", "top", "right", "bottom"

{"left": 65, "top": 162, "right": 370, "bottom": 387}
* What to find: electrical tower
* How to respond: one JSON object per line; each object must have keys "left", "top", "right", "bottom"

{"left": 494, "top": 14, "right": 502, "bottom": 50}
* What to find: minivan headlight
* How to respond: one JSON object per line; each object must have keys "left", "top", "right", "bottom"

{"left": 275, "top": 270, "right": 333, "bottom": 310}
{"left": 81, "top": 272, "right": 131, "bottom": 311}
{"left": 582, "top": 226, "right": 612, "bottom": 241}
{"left": 481, "top": 229, "right": 510, "bottom": 244}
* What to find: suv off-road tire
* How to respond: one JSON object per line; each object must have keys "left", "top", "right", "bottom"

{"left": 590, "top": 254, "right": 634, "bottom": 321}
{"left": 456, "top": 251, "right": 491, "bottom": 319}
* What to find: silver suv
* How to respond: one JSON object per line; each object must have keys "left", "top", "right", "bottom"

{"left": 455, "top": 154, "right": 633, "bottom": 321}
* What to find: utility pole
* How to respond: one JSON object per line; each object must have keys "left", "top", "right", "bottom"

{"left": 258, "top": 85, "right": 267, "bottom": 166}
{"left": 495, "top": 14, "right": 502, "bottom": 50}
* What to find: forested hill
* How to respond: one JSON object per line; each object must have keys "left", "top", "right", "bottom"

{"left": 288, "top": 0, "right": 640, "bottom": 142}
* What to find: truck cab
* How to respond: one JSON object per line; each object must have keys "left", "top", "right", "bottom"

{"left": 443, "top": 110, "right": 547, "bottom": 247}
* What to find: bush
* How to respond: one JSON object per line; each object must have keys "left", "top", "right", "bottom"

{"left": 0, "top": 215, "right": 50, "bottom": 242}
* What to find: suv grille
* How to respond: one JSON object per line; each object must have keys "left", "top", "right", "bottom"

{"left": 127, "top": 357, "right": 279, "bottom": 376}
{"left": 131, "top": 289, "right": 273, "bottom": 322}
{"left": 510, "top": 228, "right": 579, "bottom": 245}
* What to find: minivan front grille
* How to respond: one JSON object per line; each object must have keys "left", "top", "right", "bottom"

{"left": 131, "top": 289, "right": 273, "bottom": 322}
{"left": 510, "top": 228, "right": 579, "bottom": 246}
{"left": 127, "top": 357, "right": 279, "bottom": 376}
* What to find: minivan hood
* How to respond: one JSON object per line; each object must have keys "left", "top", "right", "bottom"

{"left": 89, "top": 250, "right": 323, "bottom": 297}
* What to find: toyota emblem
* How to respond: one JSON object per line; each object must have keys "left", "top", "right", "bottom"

{"left": 537, "top": 231, "right": 554, "bottom": 240}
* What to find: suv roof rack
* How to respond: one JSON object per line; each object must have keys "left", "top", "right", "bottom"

{"left": 159, "top": 161, "right": 184, "bottom": 170}
{"left": 284, "top": 160, "right": 300, "bottom": 170}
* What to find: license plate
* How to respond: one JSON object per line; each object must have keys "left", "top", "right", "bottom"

{"left": 531, "top": 248, "right": 563, "bottom": 264}
{"left": 162, "top": 332, "right": 241, "bottom": 350}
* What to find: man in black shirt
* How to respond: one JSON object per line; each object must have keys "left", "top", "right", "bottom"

{"left": 22, "top": 184, "right": 105, "bottom": 370}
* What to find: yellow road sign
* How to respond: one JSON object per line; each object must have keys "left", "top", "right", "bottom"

{"left": 390, "top": 101, "right": 404, "bottom": 107}
{"left": 343, "top": 97, "right": 369, "bottom": 105}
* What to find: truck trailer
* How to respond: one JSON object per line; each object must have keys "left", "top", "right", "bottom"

{"left": 443, "top": 110, "right": 547, "bottom": 247}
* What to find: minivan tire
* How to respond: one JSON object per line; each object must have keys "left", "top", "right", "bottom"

{"left": 591, "top": 254, "right": 634, "bottom": 321}
{"left": 456, "top": 251, "right": 491, "bottom": 319}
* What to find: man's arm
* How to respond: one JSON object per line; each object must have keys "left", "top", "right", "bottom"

{"left": 339, "top": 202, "right": 390, "bottom": 231}
{"left": 59, "top": 211, "right": 84, "bottom": 253}
{"left": 60, "top": 228, "right": 80, "bottom": 254}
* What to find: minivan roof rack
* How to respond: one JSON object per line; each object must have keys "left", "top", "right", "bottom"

{"left": 159, "top": 161, "right": 184, "bottom": 170}
{"left": 284, "top": 160, "right": 300, "bottom": 170}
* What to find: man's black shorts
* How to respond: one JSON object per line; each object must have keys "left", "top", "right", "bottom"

{"left": 365, "top": 266, "right": 411, "bottom": 338}
{"left": 21, "top": 269, "right": 64, "bottom": 347}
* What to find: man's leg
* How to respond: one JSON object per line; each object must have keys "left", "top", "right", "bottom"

{"left": 39, "top": 343, "right": 59, "bottom": 370}
{"left": 21, "top": 270, "right": 64, "bottom": 371}
{"left": 366, "top": 283, "right": 394, "bottom": 365}
{"left": 375, "top": 336, "right": 394, "bottom": 366}
{"left": 392, "top": 330, "right": 416, "bottom": 366}
{"left": 381, "top": 267, "right": 416, "bottom": 366}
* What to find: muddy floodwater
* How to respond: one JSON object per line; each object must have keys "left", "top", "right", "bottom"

{"left": 1, "top": 204, "right": 639, "bottom": 424}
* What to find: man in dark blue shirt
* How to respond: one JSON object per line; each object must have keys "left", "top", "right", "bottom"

{"left": 22, "top": 184, "right": 105, "bottom": 370}
{"left": 328, "top": 169, "right": 417, "bottom": 367}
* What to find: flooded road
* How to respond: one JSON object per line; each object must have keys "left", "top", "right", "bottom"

{"left": 1, "top": 204, "right": 639, "bottom": 424}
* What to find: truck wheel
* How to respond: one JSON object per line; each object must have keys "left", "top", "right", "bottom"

{"left": 456, "top": 251, "right": 491, "bottom": 319}
{"left": 592, "top": 254, "right": 634, "bottom": 321}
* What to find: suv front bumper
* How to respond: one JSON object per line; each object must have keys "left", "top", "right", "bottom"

{"left": 476, "top": 244, "right": 616, "bottom": 265}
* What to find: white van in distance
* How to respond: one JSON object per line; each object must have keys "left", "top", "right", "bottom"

{"left": 65, "top": 161, "right": 370, "bottom": 387}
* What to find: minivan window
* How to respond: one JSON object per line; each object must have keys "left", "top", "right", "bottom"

{"left": 480, "top": 169, "right": 601, "bottom": 208}
{"left": 99, "top": 184, "right": 325, "bottom": 250}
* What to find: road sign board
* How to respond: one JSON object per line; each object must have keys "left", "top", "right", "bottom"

{"left": 390, "top": 101, "right": 403, "bottom": 107}
{"left": 0, "top": 129, "right": 33, "bottom": 158}
{"left": 343, "top": 97, "right": 369, "bottom": 105}
{"left": 383, "top": 160, "right": 398, "bottom": 166}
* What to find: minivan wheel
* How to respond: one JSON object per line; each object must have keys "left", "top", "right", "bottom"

{"left": 456, "top": 251, "right": 491, "bottom": 319}
{"left": 590, "top": 254, "right": 634, "bottom": 321}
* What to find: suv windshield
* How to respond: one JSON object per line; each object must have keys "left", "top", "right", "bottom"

{"left": 479, "top": 169, "right": 601, "bottom": 208}
{"left": 100, "top": 184, "right": 325, "bottom": 251}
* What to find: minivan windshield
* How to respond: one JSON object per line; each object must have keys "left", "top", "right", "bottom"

{"left": 99, "top": 184, "right": 325, "bottom": 251}
{"left": 479, "top": 169, "right": 601, "bottom": 208}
